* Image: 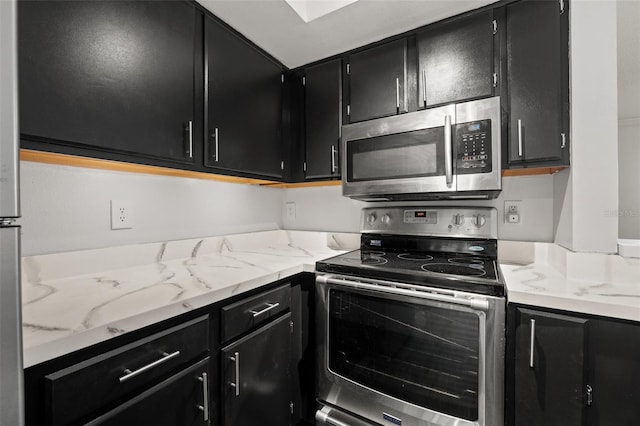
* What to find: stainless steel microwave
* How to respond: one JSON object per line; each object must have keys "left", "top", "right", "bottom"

{"left": 341, "top": 96, "right": 502, "bottom": 200}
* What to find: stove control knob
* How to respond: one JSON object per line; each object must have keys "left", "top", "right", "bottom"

{"left": 472, "top": 214, "right": 486, "bottom": 228}
{"left": 453, "top": 214, "right": 465, "bottom": 226}
{"left": 367, "top": 213, "right": 377, "bottom": 225}
{"left": 381, "top": 214, "right": 391, "bottom": 225}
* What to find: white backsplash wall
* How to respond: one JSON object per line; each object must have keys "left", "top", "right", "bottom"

{"left": 18, "top": 161, "right": 284, "bottom": 255}
{"left": 618, "top": 119, "right": 640, "bottom": 239}
{"left": 283, "top": 175, "right": 555, "bottom": 242}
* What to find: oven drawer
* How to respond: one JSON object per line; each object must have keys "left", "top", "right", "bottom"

{"left": 316, "top": 405, "right": 376, "bottom": 426}
{"left": 45, "top": 315, "right": 209, "bottom": 426}
{"left": 221, "top": 284, "right": 290, "bottom": 342}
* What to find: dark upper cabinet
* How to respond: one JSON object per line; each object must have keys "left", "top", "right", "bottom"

{"left": 505, "top": 0, "right": 569, "bottom": 166}
{"left": 19, "top": 0, "right": 198, "bottom": 164}
{"left": 513, "top": 307, "right": 588, "bottom": 426}
{"left": 204, "top": 16, "right": 284, "bottom": 179}
{"left": 304, "top": 60, "right": 342, "bottom": 180}
{"left": 347, "top": 39, "right": 408, "bottom": 123}
{"left": 417, "top": 11, "right": 494, "bottom": 108}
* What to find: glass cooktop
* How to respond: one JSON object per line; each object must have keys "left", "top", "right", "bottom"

{"left": 316, "top": 249, "right": 504, "bottom": 297}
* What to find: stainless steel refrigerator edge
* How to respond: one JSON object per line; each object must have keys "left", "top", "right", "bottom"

{"left": 0, "top": 0, "right": 25, "bottom": 424}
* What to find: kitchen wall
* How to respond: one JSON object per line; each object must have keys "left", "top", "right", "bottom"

{"left": 618, "top": 119, "right": 640, "bottom": 239}
{"left": 552, "top": 0, "right": 619, "bottom": 254}
{"left": 617, "top": 0, "right": 640, "bottom": 240}
{"left": 283, "top": 175, "right": 555, "bottom": 242}
{"left": 18, "top": 161, "right": 283, "bottom": 255}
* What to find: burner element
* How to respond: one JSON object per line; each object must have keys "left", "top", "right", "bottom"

{"left": 397, "top": 253, "right": 434, "bottom": 261}
{"left": 448, "top": 257, "right": 484, "bottom": 265}
{"left": 421, "top": 263, "right": 487, "bottom": 277}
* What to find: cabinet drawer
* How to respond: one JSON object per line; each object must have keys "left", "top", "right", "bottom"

{"left": 45, "top": 315, "right": 209, "bottom": 426}
{"left": 221, "top": 284, "right": 290, "bottom": 342}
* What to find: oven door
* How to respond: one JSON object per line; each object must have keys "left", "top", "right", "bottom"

{"left": 316, "top": 274, "right": 505, "bottom": 426}
{"left": 341, "top": 104, "right": 457, "bottom": 200}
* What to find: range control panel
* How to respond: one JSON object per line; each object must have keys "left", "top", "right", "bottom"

{"left": 362, "top": 207, "right": 498, "bottom": 239}
{"left": 455, "top": 119, "right": 492, "bottom": 175}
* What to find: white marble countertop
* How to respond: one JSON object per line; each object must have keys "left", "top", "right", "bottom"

{"left": 499, "top": 241, "right": 640, "bottom": 322}
{"left": 22, "top": 233, "right": 640, "bottom": 368}
{"left": 21, "top": 230, "right": 358, "bottom": 368}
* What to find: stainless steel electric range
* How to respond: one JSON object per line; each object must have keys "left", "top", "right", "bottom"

{"left": 315, "top": 206, "right": 505, "bottom": 426}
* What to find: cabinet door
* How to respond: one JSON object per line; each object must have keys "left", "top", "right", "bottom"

{"left": 588, "top": 319, "right": 640, "bottom": 426}
{"left": 87, "top": 357, "right": 211, "bottom": 426}
{"left": 304, "top": 60, "right": 342, "bottom": 180}
{"left": 506, "top": 0, "right": 569, "bottom": 165}
{"left": 19, "top": 0, "right": 196, "bottom": 163}
{"left": 222, "top": 313, "right": 292, "bottom": 426}
{"left": 417, "top": 11, "right": 494, "bottom": 108}
{"left": 205, "top": 17, "right": 283, "bottom": 179}
{"left": 348, "top": 39, "right": 407, "bottom": 123}
{"left": 514, "top": 308, "right": 588, "bottom": 426}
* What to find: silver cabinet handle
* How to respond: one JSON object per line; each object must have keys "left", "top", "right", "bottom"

{"left": 188, "top": 120, "right": 193, "bottom": 159}
{"left": 561, "top": 132, "right": 566, "bottom": 149}
{"left": 395, "top": 77, "right": 400, "bottom": 110}
{"left": 214, "top": 127, "right": 219, "bottom": 162}
{"left": 249, "top": 302, "right": 280, "bottom": 317}
{"left": 422, "top": 70, "right": 427, "bottom": 106}
{"left": 529, "top": 319, "right": 536, "bottom": 368}
{"left": 119, "top": 351, "right": 181, "bottom": 383}
{"left": 444, "top": 115, "right": 453, "bottom": 186}
{"left": 197, "top": 372, "right": 209, "bottom": 422}
{"left": 518, "top": 119, "right": 523, "bottom": 157}
{"left": 229, "top": 352, "right": 240, "bottom": 396}
{"left": 331, "top": 145, "right": 337, "bottom": 173}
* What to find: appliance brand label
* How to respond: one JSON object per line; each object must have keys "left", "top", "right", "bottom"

{"left": 370, "top": 240, "right": 382, "bottom": 247}
{"left": 469, "top": 245, "right": 485, "bottom": 252}
{"left": 382, "top": 413, "right": 402, "bottom": 425}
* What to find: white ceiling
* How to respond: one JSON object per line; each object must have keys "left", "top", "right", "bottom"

{"left": 198, "top": 0, "right": 495, "bottom": 68}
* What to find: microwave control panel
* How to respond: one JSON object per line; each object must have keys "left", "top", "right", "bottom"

{"left": 454, "top": 119, "right": 492, "bottom": 174}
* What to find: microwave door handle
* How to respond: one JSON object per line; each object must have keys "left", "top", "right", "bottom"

{"left": 444, "top": 115, "right": 453, "bottom": 186}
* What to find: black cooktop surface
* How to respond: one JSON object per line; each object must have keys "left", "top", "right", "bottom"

{"left": 316, "top": 249, "right": 504, "bottom": 297}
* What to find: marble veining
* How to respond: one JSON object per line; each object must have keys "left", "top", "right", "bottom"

{"left": 22, "top": 230, "right": 356, "bottom": 368}
{"left": 500, "top": 241, "right": 640, "bottom": 322}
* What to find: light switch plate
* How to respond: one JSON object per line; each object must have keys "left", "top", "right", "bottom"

{"left": 111, "top": 200, "right": 133, "bottom": 230}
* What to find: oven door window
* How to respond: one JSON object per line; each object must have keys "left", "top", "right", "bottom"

{"left": 328, "top": 289, "right": 480, "bottom": 421}
{"left": 346, "top": 127, "right": 445, "bottom": 182}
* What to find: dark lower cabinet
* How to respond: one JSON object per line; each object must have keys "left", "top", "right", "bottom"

{"left": 86, "top": 357, "right": 211, "bottom": 426}
{"left": 204, "top": 15, "right": 284, "bottom": 179}
{"left": 417, "top": 10, "right": 495, "bottom": 108}
{"left": 504, "top": 0, "right": 569, "bottom": 167}
{"left": 222, "top": 313, "right": 292, "bottom": 426}
{"left": 508, "top": 304, "right": 640, "bottom": 426}
{"left": 19, "top": 0, "right": 198, "bottom": 164}
{"left": 304, "top": 60, "right": 342, "bottom": 180}
{"left": 513, "top": 307, "right": 588, "bottom": 426}
{"left": 587, "top": 319, "right": 640, "bottom": 426}
{"left": 347, "top": 38, "right": 408, "bottom": 123}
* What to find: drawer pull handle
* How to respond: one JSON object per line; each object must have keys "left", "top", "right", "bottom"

{"left": 229, "top": 352, "right": 240, "bottom": 396}
{"left": 249, "top": 302, "right": 280, "bottom": 317}
{"left": 197, "top": 372, "right": 209, "bottom": 421}
{"left": 119, "top": 350, "right": 181, "bottom": 383}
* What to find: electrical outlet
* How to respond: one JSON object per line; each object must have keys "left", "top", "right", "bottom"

{"left": 111, "top": 200, "right": 133, "bottom": 230}
{"left": 286, "top": 202, "right": 296, "bottom": 221}
{"left": 504, "top": 200, "right": 522, "bottom": 224}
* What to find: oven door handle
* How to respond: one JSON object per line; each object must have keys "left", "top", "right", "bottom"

{"left": 317, "top": 275, "right": 490, "bottom": 311}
